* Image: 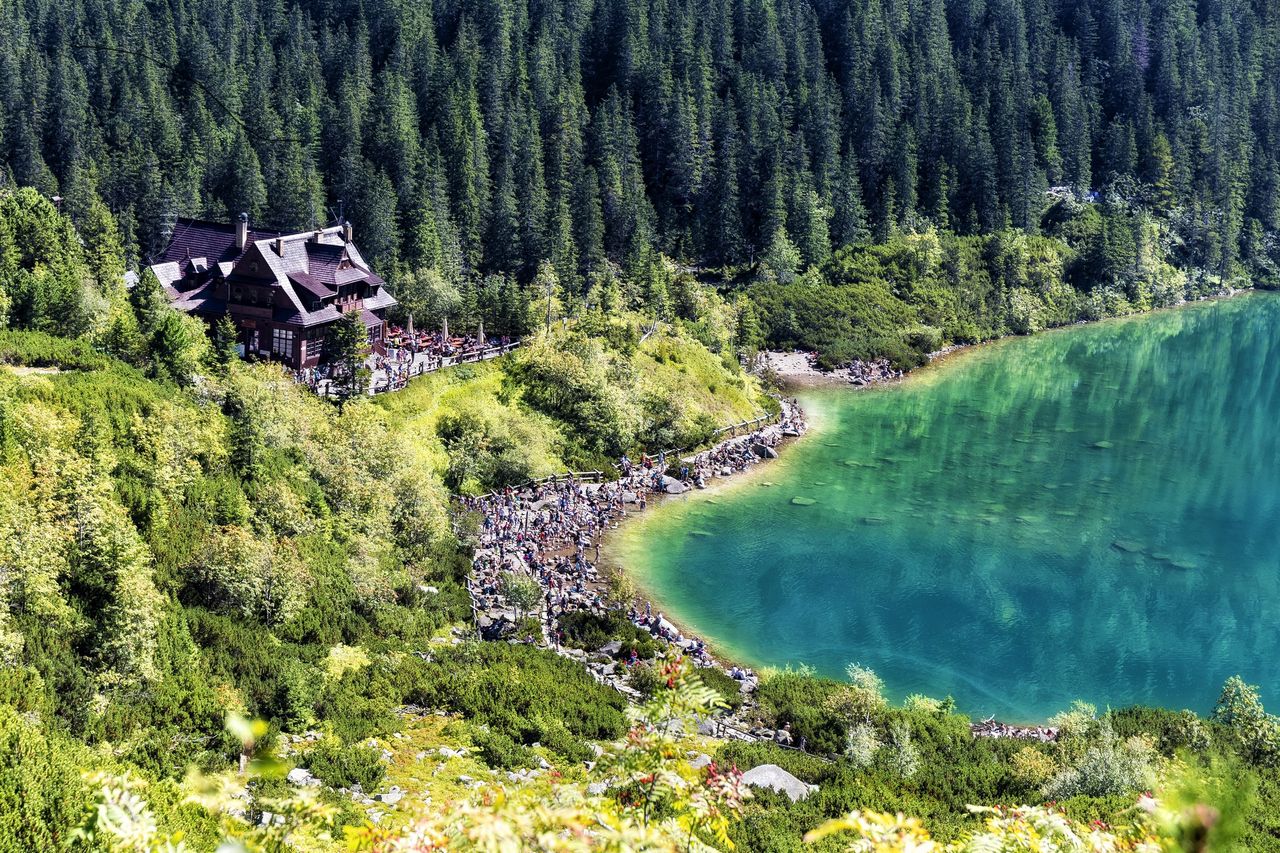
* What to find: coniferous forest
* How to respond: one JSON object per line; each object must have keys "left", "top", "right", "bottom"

{"left": 4, "top": 0, "right": 1279, "bottom": 298}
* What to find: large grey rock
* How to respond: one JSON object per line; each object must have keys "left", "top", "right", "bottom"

{"left": 286, "top": 768, "right": 320, "bottom": 787}
{"left": 661, "top": 475, "right": 688, "bottom": 494}
{"left": 740, "top": 764, "right": 818, "bottom": 802}
{"left": 751, "top": 443, "right": 779, "bottom": 459}
{"left": 689, "top": 753, "right": 713, "bottom": 770}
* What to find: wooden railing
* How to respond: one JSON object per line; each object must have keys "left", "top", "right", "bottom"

{"left": 653, "top": 409, "right": 782, "bottom": 463}
{"left": 458, "top": 470, "right": 607, "bottom": 502}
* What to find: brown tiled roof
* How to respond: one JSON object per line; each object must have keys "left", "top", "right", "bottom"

{"left": 157, "top": 219, "right": 280, "bottom": 266}
{"left": 152, "top": 218, "right": 397, "bottom": 332}
{"left": 288, "top": 271, "right": 337, "bottom": 303}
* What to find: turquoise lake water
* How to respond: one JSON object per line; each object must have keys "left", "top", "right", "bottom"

{"left": 613, "top": 293, "right": 1280, "bottom": 720}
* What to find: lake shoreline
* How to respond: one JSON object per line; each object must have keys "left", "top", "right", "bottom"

{"left": 764, "top": 286, "right": 1260, "bottom": 394}
{"left": 610, "top": 286, "right": 1271, "bottom": 729}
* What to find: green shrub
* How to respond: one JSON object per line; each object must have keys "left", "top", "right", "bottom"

{"left": 628, "top": 662, "right": 664, "bottom": 699}
{"left": 755, "top": 670, "right": 846, "bottom": 754}
{"left": 470, "top": 727, "right": 536, "bottom": 769}
{"left": 0, "top": 329, "right": 113, "bottom": 370}
{"left": 694, "top": 666, "right": 745, "bottom": 711}
{"left": 558, "top": 610, "right": 659, "bottom": 659}
{"left": 402, "top": 643, "right": 627, "bottom": 758}
{"left": 304, "top": 742, "right": 386, "bottom": 791}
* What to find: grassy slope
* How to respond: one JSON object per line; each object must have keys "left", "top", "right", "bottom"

{"left": 375, "top": 323, "right": 766, "bottom": 485}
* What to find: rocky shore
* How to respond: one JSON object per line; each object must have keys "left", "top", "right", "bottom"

{"left": 761, "top": 350, "right": 904, "bottom": 388}
{"left": 457, "top": 400, "right": 808, "bottom": 738}
{"left": 457, "top": 395, "right": 1063, "bottom": 747}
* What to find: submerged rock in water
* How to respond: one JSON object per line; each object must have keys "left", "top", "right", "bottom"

{"left": 1093, "top": 440, "right": 1115, "bottom": 449}
{"left": 1111, "top": 539, "right": 1143, "bottom": 553}
{"left": 791, "top": 496, "right": 817, "bottom": 506}
{"left": 861, "top": 516, "right": 887, "bottom": 525}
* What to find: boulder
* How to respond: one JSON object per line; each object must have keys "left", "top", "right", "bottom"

{"left": 621, "top": 490, "right": 640, "bottom": 504}
{"left": 286, "top": 768, "right": 320, "bottom": 787}
{"left": 688, "top": 753, "right": 713, "bottom": 770}
{"left": 751, "top": 444, "right": 779, "bottom": 459}
{"left": 740, "top": 764, "right": 818, "bottom": 802}
{"left": 661, "top": 475, "right": 688, "bottom": 495}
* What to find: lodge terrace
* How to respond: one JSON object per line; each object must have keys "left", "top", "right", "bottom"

{"left": 147, "top": 214, "right": 397, "bottom": 370}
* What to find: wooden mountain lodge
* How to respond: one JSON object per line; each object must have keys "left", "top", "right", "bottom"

{"left": 147, "top": 214, "right": 397, "bottom": 369}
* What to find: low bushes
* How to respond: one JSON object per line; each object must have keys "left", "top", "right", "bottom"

{"left": 0, "top": 329, "right": 113, "bottom": 369}
{"left": 401, "top": 642, "right": 628, "bottom": 758}
{"left": 304, "top": 742, "right": 386, "bottom": 791}
{"left": 695, "top": 666, "right": 745, "bottom": 711}
{"left": 557, "top": 610, "right": 659, "bottom": 660}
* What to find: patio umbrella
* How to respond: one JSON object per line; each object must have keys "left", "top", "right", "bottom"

{"left": 442, "top": 316, "right": 448, "bottom": 339}
{"left": 477, "top": 319, "right": 485, "bottom": 347}
{"left": 406, "top": 313, "right": 414, "bottom": 339}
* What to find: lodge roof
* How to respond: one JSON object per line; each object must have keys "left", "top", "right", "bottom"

{"left": 147, "top": 216, "right": 397, "bottom": 330}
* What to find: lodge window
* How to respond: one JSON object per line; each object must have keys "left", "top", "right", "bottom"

{"left": 272, "top": 327, "right": 294, "bottom": 356}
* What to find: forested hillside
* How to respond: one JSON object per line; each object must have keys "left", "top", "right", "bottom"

{"left": 2, "top": 0, "right": 1277, "bottom": 298}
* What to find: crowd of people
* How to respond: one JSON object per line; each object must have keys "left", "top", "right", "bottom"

{"left": 845, "top": 356, "right": 904, "bottom": 386}
{"left": 462, "top": 401, "right": 806, "bottom": 675}
{"left": 373, "top": 329, "right": 518, "bottom": 393}
{"left": 970, "top": 718, "right": 1060, "bottom": 742}
{"left": 290, "top": 329, "right": 521, "bottom": 395}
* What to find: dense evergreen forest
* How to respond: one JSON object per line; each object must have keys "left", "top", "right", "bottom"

{"left": 3, "top": 0, "right": 1278, "bottom": 304}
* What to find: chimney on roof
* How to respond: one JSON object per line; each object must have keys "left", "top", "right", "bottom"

{"left": 235, "top": 213, "right": 248, "bottom": 250}
{"left": 342, "top": 218, "right": 353, "bottom": 243}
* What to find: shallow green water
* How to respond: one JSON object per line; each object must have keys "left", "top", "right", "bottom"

{"left": 614, "top": 293, "right": 1280, "bottom": 720}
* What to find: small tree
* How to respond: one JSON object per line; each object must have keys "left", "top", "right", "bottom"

{"left": 326, "top": 311, "right": 371, "bottom": 404}
{"left": 845, "top": 722, "right": 881, "bottom": 769}
{"left": 499, "top": 571, "right": 543, "bottom": 626}
{"left": 826, "top": 662, "right": 888, "bottom": 725}
{"left": 761, "top": 227, "right": 802, "bottom": 283}
{"left": 886, "top": 719, "right": 920, "bottom": 779}
{"left": 211, "top": 314, "right": 239, "bottom": 371}
{"left": 1213, "top": 675, "right": 1280, "bottom": 765}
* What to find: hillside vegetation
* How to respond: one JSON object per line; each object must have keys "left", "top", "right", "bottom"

{"left": 2, "top": 178, "right": 1280, "bottom": 853}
